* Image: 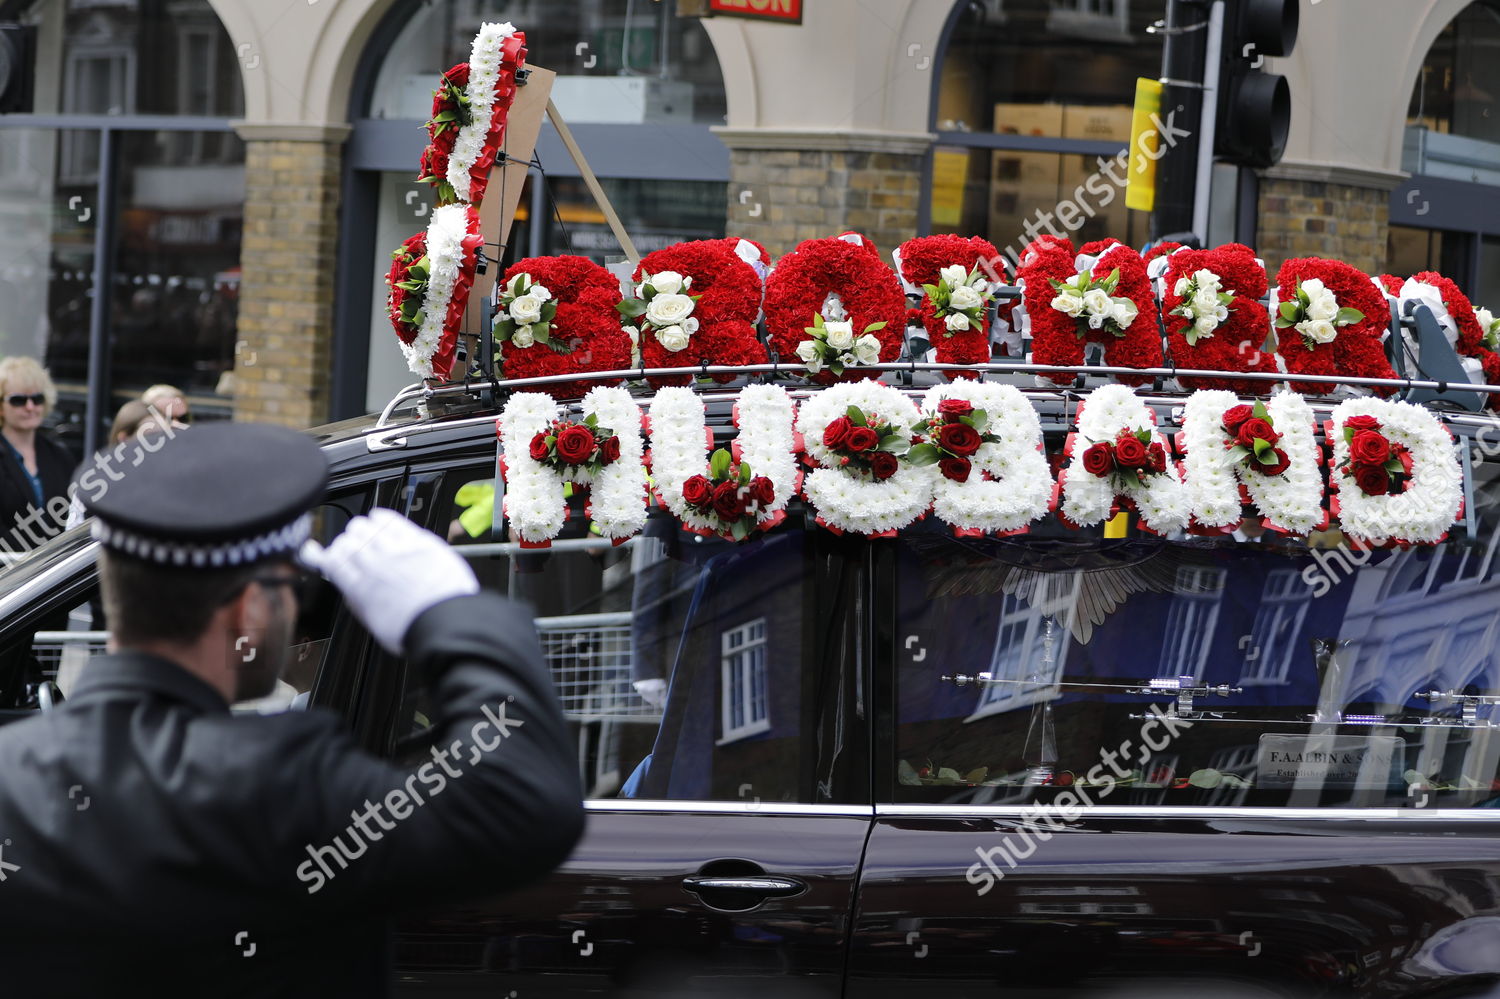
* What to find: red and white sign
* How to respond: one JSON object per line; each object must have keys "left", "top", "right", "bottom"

{"left": 708, "top": 0, "right": 802, "bottom": 24}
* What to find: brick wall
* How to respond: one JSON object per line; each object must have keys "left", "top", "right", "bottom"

{"left": 233, "top": 138, "right": 342, "bottom": 429}
{"left": 725, "top": 147, "right": 925, "bottom": 256}
{"left": 1257, "top": 177, "right": 1389, "bottom": 277}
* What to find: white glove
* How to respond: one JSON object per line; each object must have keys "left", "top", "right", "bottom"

{"left": 298, "top": 507, "right": 479, "bottom": 654}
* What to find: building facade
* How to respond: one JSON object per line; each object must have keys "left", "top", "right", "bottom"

{"left": 0, "top": 0, "right": 1493, "bottom": 437}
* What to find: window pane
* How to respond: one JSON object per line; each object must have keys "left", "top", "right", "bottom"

{"left": 366, "top": 0, "right": 726, "bottom": 125}
{"left": 393, "top": 467, "right": 821, "bottom": 804}
{"left": 26, "top": 0, "right": 245, "bottom": 118}
{"left": 892, "top": 457, "right": 1500, "bottom": 809}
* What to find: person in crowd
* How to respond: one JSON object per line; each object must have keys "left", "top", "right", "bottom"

{"left": 64, "top": 399, "right": 176, "bottom": 531}
{"left": 0, "top": 356, "right": 74, "bottom": 553}
{"left": 141, "top": 383, "right": 190, "bottom": 428}
{"left": 0, "top": 422, "right": 585, "bottom": 994}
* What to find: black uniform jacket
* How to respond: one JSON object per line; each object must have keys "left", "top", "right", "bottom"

{"left": 0, "top": 593, "right": 585, "bottom": 996}
{"left": 0, "top": 430, "right": 73, "bottom": 548}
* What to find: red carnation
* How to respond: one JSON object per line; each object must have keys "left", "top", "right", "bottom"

{"left": 1147, "top": 442, "right": 1167, "bottom": 473}
{"left": 1353, "top": 465, "right": 1390, "bottom": 496}
{"left": 846, "top": 426, "right": 880, "bottom": 453}
{"left": 1082, "top": 442, "right": 1114, "bottom": 477}
{"left": 1115, "top": 435, "right": 1148, "bottom": 468}
{"left": 1236, "top": 418, "right": 1276, "bottom": 447}
{"left": 682, "top": 475, "right": 713, "bottom": 507}
{"left": 528, "top": 432, "right": 549, "bottom": 462}
{"left": 1222, "top": 404, "right": 1254, "bottom": 429}
{"left": 599, "top": 435, "right": 622, "bottom": 464}
{"left": 869, "top": 451, "right": 900, "bottom": 481}
{"left": 1258, "top": 447, "right": 1291, "bottom": 476}
{"left": 1345, "top": 415, "right": 1381, "bottom": 431}
{"left": 939, "top": 456, "right": 972, "bottom": 482}
{"left": 823, "top": 417, "right": 853, "bottom": 449}
{"left": 749, "top": 476, "right": 776, "bottom": 506}
{"left": 938, "top": 399, "right": 974, "bottom": 418}
{"left": 1350, "top": 430, "right": 1391, "bottom": 465}
{"left": 938, "top": 422, "right": 982, "bottom": 456}
{"left": 555, "top": 425, "right": 597, "bottom": 465}
{"left": 712, "top": 480, "right": 747, "bottom": 520}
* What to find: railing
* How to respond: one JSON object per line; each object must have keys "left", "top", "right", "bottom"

{"left": 535, "top": 611, "right": 660, "bottom": 722}
{"left": 31, "top": 630, "right": 109, "bottom": 684}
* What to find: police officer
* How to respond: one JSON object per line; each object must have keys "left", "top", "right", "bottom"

{"left": 0, "top": 423, "right": 585, "bottom": 995}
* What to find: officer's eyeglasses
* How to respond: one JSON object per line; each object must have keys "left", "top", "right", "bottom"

{"left": 6, "top": 394, "right": 45, "bottom": 408}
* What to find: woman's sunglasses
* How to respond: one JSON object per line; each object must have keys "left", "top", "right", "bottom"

{"left": 6, "top": 394, "right": 45, "bottom": 408}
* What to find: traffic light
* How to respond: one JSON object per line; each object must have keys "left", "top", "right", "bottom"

{"left": 0, "top": 23, "right": 35, "bottom": 115}
{"left": 1215, "top": 0, "right": 1298, "bottom": 168}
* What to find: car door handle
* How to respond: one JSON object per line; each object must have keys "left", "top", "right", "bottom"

{"left": 681, "top": 875, "right": 805, "bottom": 898}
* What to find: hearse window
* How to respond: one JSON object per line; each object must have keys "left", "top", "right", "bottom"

{"left": 390, "top": 462, "right": 823, "bottom": 804}
{"left": 890, "top": 448, "right": 1500, "bottom": 809}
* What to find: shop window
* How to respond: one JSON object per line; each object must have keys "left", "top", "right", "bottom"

{"left": 1405, "top": 3, "right": 1500, "bottom": 182}
{"left": 929, "top": 0, "right": 1164, "bottom": 259}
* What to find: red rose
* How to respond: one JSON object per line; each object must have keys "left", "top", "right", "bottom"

{"left": 599, "top": 435, "right": 622, "bottom": 464}
{"left": 939, "top": 456, "right": 972, "bottom": 482}
{"left": 1258, "top": 447, "right": 1291, "bottom": 476}
{"left": 1353, "top": 465, "right": 1390, "bottom": 496}
{"left": 1147, "top": 442, "right": 1167, "bottom": 473}
{"left": 712, "top": 480, "right": 747, "bottom": 519}
{"left": 938, "top": 422, "right": 982, "bottom": 456}
{"left": 749, "top": 476, "right": 776, "bottom": 506}
{"left": 528, "top": 432, "right": 550, "bottom": 462}
{"left": 1115, "top": 435, "right": 1148, "bottom": 468}
{"left": 823, "top": 416, "right": 853, "bottom": 449}
{"left": 1396, "top": 446, "right": 1413, "bottom": 476}
{"left": 1350, "top": 430, "right": 1391, "bottom": 465}
{"left": 682, "top": 475, "right": 713, "bottom": 507}
{"left": 869, "top": 451, "right": 900, "bottom": 480}
{"left": 1236, "top": 418, "right": 1276, "bottom": 447}
{"left": 555, "top": 425, "right": 597, "bottom": 464}
{"left": 1082, "top": 442, "right": 1114, "bottom": 477}
{"left": 1222, "top": 404, "right": 1254, "bottom": 430}
{"left": 846, "top": 426, "right": 880, "bottom": 452}
{"left": 938, "top": 399, "right": 974, "bottom": 418}
{"left": 442, "top": 62, "right": 471, "bottom": 89}
{"left": 1345, "top": 415, "right": 1381, "bottom": 432}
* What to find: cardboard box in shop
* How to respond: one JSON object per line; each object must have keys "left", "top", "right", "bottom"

{"left": 1061, "top": 155, "right": 1129, "bottom": 238}
{"left": 992, "top": 102, "right": 1066, "bottom": 138}
{"left": 1062, "top": 104, "right": 1134, "bottom": 142}
{"left": 988, "top": 177, "right": 1066, "bottom": 246}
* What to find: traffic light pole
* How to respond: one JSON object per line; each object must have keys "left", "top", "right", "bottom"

{"left": 1152, "top": 0, "right": 1211, "bottom": 240}
{"left": 1192, "top": 0, "right": 1225, "bottom": 240}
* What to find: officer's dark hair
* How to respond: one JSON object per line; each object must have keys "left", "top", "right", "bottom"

{"left": 98, "top": 549, "right": 269, "bottom": 646}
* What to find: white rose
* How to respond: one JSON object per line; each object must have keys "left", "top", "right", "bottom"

{"left": 949, "top": 285, "right": 983, "bottom": 311}
{"left": 1300, "top": 278, "right": 1327, "bottom": 300}
{"left": 1193, "top": 269, "right": 1220, "bottom": 292}
{"left": 683, "top": 316, "right": 700, "bottom": 334}
{"left": 655, "top": 324, "right": 691, "bottom": 352}
{"left": 795, "top": 340, "right": 821, "bottom": 364}
{"left": 1173, "top": 277, "right": 1192, "bottom": 297}
{"left": 1082, "top": 288, "right": 1113, "bottom": 317}
{"left": 1306, "top": 292, "right": 1339, "bottom": 322}
{"left": 1299, "top": 318, "right": 1338, "bottom": 344}
{"left": 507, "top": 273, "right": 529, "bottom": 296}
{"left": 1052, "top": 293, "right": 1085, "bottom": 317}
{"left": 648, "top": 270, "right": 685, "bottom": 295}
{"left": 1193, "top": 288, "right": 1221, "bottom": 315}
{"left": 645, "top": 292, "right": 695, "bottom": 327}
{"left": 824, "top": 320, "right": 855, "bottom": 350}
{"left": 529, "top": 283, "right": 551, "bottom": 302}
{"left": 1475, "top": 307, "right": 1495, "bottom": 330}
{"left": 509, "top": 294, "right": 543, "bottom": 324}
{"left": 511, "top": 324, "right": 536, "bottom": 348}
{"left": 1194, "top": 315, "right": 1217, "bottom": 337}
{"left": 945, "top": 312, "right": 971, "bottom": 331}
{"left": 838, "top": 352, "right": 857, "bottom": 367}
{"left": 853, "top": 335, "right": 881, "bottom": 365}
{"left": 940, "top": 264, "right": 968, "bottom": 287}
{"left": 1111, "top": 300, "right": 1139, "bottom": 330}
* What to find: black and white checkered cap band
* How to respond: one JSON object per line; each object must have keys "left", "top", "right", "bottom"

{"left": 91, "top": 513, "right": 313, "bottom": 568}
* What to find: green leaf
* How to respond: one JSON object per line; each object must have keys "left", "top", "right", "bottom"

{"left": 1297, "top": 287, "right": 1311, "bottom": 306}
{"left": 1384, "top": 458, "right": 1404, "bottom": 474}
{"left": 730, "top": 519, "right": 749, "bottom": 542}
{"left": 1253, "top": 437, "right": 1272, "bottom": 457}
{"left": 1225, "top": 445, "right": 1250, "bottom": 462}
{"left": 710, "top": 448, "right": 732, "bottom": 480}
{"left": 864, "top": 321, "right": 888, "bottom": 333}
{"left": 533, "top": 323, "right": 551, "bottom": 344}
{"left": 877, "top": 436, "right": 906, "bottom": 453}
{"left": 969, "top": 409, "right": 989, "bottom": 433}
{"left": 1252, "top": 400, "right": 1271, "bottom": 422}
{"left": 1335, "top": 307, "right": 1365, "bottom": 325}
{"left": 847, "top": 405, "right": 867, "bottom": 425}
{"left": 1279, "top": 301, "right": 1301, "bottom": 321}
{"left": 739, "top": 462, "right": 752, "bottom": 485}
{"left": 617, "top": 298, "right": 646, "bottom": 318}
{"left": 410, "top": 308, "right": 425, "bottom": 328}
{"left": 922, "top": 284, "right": 940, "bottom": 299}
{"left": 1255, "top": 449, "right": 1280, "bottom": 465}
{"left": 1273, "top": 316, "right": 1295, "bottom": 330}
{"left": 1048, "top": 278, "right": 1066, "bottom": 293}
{"left": 1344, "top": 427, "right": 1356, "bottom": 445}
{"left": 583, "top": 413, "right": 598, "bottom": 429}
{"left": 1136, "top": 429, "right": 1151, "bottom": 444}
{"left": 906, "top": 443, "right": 940, "bottom": 466}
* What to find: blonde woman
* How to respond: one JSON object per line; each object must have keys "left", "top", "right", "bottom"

{"left": 141, "top": 384, "right": 190, "bottom": 429}
{"left": 0, "top": 357, "right": 73, "bottom": 551}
